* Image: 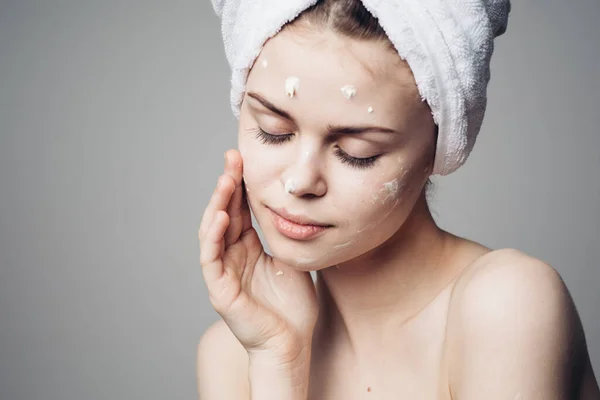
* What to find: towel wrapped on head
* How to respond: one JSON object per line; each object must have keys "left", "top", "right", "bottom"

{"left": 210, "top": 0, "right": 511, "bottom": 176}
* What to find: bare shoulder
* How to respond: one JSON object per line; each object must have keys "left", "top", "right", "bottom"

{"left": 444, "top": 248, "right": 574, "bottom": 348}
{"left": 197, "top": 319, "right": 249, "bottom": 400}
{"left": 448, "top": 247, "right": 569, "bottom": 306}
{"left": 444, "top": 248, "right": 598, "bottom": 399}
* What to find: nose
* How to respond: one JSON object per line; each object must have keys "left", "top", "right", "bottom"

{"left": 280, "top": 149, "right": 327, "bottom": 198}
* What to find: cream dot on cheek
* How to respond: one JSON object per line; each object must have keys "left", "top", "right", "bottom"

{"left": 371, "top": 192, "right": 379, "bottom": 204}
{"left": 383, "top": 179, "right": 399, "bottom": 199}
{"left": 370, "top": 178, "right": 400, "bottom": 205}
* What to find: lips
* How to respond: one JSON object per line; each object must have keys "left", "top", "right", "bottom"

{"left": 267, "top": 206, "right": 332, "bottom": 240}
{"left": 268, "top": 207, "right": 332, "bottom": 227}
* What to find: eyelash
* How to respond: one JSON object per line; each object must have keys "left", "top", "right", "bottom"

{"left": 252, "top": 128, "right": 380, "bottom": 169}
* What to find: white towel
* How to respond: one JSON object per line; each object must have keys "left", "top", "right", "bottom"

{"left": 211, "top": 0, "right": 510, "bottom": 176}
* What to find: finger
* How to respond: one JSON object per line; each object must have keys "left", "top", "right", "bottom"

{"left": 223, "top": 150, "right": 246, "bottom": 247}
{"left": 199, "top": 210, "right": 229, "bottom": 283}
{"left": 198, "top": 176, "right": 230, "bottom": 242}
{"left": 198, "top": 174, "right": 235, "bottom": 242}
{"left": 240, "top": 178, "right": 253, "bottom": 232}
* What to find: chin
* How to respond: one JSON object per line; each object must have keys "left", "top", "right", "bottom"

{"left": 267, "top": 236, "right": 366, "bottom": 272}
{"left": 265, "top": 240, "right": 335, "bottom": 271}
{"left": 267, "top": 245, "right": 319, "bottom": 269}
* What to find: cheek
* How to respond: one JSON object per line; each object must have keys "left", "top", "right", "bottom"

{"left": 237, "top": 135, "right": 284, "bottom": 204}
{"left": 340, "top": 165, "right": 413, "bottom": 223}
{"left": 239, "top": 145, "right": 266, "bottom": 190}
{"left": 297, "top": 167, "right": 417, "bottom": 269}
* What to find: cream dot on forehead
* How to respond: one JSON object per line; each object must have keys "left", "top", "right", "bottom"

{"left": 340, "top": 85, "right": 357, "bottom": 99}
{"left": 261, "top": 59, "right": 269, "bottom": 68}
{"left": 285, "top": 76, "right": 300, "bottom": 98}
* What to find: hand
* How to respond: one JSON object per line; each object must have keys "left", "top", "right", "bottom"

{"left": 198, "top": 149, "right": 319, "bottom": 364}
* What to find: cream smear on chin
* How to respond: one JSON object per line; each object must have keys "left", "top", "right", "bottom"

{"left": 333, "top": 239, "right": 357, "bottom": 249}
{"left": 295, "top": 257, "right": 319, "bottom": 265}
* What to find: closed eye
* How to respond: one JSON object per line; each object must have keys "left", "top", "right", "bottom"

{"left": 252, "top": 127, "right": 293, "bottom": 145}
{"left": 252, "top": 127, "right": 380, "bottom": 169}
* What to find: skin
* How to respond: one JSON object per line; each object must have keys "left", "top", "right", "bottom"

{"left": 239, "top": 28, "right": 436, "bottom": 272}
{"left": 198, "top": 23, "right": 600, "bottom": 400}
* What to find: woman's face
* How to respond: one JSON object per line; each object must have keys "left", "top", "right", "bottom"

{"left": 238, "top": 26, "right": 436, "bottom": 271}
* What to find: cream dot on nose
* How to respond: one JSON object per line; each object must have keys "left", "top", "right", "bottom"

{"left": 285, "top": 179, "right": 296, "bottom": 194}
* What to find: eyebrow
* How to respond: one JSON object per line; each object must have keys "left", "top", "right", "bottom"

{"left": 246, "top": 91, "right": 400, "bottom": 136}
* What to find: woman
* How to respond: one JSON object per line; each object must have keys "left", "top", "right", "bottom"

{"left": 197, "top": 0, "right": 600, "bottom": 398}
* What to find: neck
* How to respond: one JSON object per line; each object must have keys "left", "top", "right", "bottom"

{"left": 313, "top": 193, "right": 459, "bottom": 356}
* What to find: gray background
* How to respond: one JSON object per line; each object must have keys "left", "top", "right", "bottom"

{"left": 0, "top": 0, "right": 598, "bottom": 399}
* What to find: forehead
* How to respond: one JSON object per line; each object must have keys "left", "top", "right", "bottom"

{"left": 245, "top": 28, "right": 422, "bottom": 123}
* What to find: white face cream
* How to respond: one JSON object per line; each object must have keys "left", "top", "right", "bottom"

{"left": 382, "top": 179, "right": 399, "bottom": 199}
{"left": 285, "top": 179, "right": 296, "bottom": 193}
{"left": 340, "top": 85, "right": 357, "bottom": 99}
{"left": 285, "top": 76, "right": 300, "bottom": 98}
{"left": 261, "top": 59, "right": 269, "bottom": 68}
{"left": 368, "top": 106, "right": 374, "bottom": 113}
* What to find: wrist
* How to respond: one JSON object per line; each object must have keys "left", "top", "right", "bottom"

{"left": 248, "top": 342, "right": 312, "bottom": 400}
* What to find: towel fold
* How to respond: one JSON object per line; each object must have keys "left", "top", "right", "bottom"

{"left": 211, "top": 0, "right": 510, "bottom": 175}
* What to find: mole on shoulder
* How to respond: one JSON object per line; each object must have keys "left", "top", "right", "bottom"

{"left": 367, "top": 387, "right": 371, "bottom": 392}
